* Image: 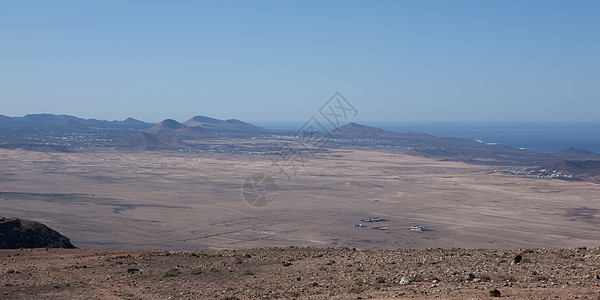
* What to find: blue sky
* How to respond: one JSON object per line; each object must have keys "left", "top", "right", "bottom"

{"left": 1, "top": 1, "right": 599, "bottom": 123}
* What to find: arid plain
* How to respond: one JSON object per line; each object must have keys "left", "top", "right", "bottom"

{"left": 1, "top": 142, "right": 600, "bottom": 251}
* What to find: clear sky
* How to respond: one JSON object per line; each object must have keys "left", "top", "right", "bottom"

{"left": 1, "top": 1, "right": 599, "bottom": 123}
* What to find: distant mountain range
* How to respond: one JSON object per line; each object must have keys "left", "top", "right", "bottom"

{"left": 0, "top": 113, "right": 265, "bottom": 134}
{"left": 0, "top": 113, "right": 272, "bottom": 150}
{"left": 143, "top": 117, "right": 265, "bottom": 138}
{"left": 2, "top": 113, "right": 600, "bottom": 182}
{"left": 0, "top": 113, "right": 153, "bottom": 130}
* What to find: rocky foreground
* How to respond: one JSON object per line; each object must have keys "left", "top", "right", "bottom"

{"left": 1, "top": 247, "right": 600, "bottom": 299}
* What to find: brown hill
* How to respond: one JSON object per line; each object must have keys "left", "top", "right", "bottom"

{"left": 559, "top": 147, "right": 596, "bottom": 155}
{"left": 146, "top": 119, "right": 208, "bottom": 138}
{"left": 545, "top": 160, "right": 600, "bottom": 174}
{"left": 0, "top": 217, "right": 75, "bottom": 249}
{"left": 59, "top": 118, "right": 82, "bottom": 128}
{"left": 184, "top": 116, "right": 264, "bottom": 132}
{"left": 146, "top": 119, "right": 185, "bottom": 134}
{"left": 332, "top": 122, "right": 437, "bottom": 140}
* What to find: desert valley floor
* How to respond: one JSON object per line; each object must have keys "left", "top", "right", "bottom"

{"left": 1, "top": 144, "right": 599, "bottom": 251}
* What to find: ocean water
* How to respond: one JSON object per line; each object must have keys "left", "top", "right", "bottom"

{"left": 255, "top": 121, "right": 600, "bottom": 154}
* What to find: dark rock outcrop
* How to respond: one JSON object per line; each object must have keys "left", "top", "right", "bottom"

{"left": 0, "top": 217, "right": 75, "bottom": 249}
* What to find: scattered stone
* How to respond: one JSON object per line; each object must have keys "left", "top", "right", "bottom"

{"left": 282, "top": 262, "right": 292, "bottom": 267}
{"left": 1, "top": 247, "right": 597, "bottom": 298}
{"left": 512, "top": 254, "right": 522, "bottom": 265}
{"left": 190, "top": 269, "right": 202, "bottom": 275}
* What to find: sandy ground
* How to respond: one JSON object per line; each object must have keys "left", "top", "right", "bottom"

{"left": 2, "top": 247, "right": 600, "bottom": 299}
{"left": 1, "top": 145, "right": 600, "bottom": 250}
